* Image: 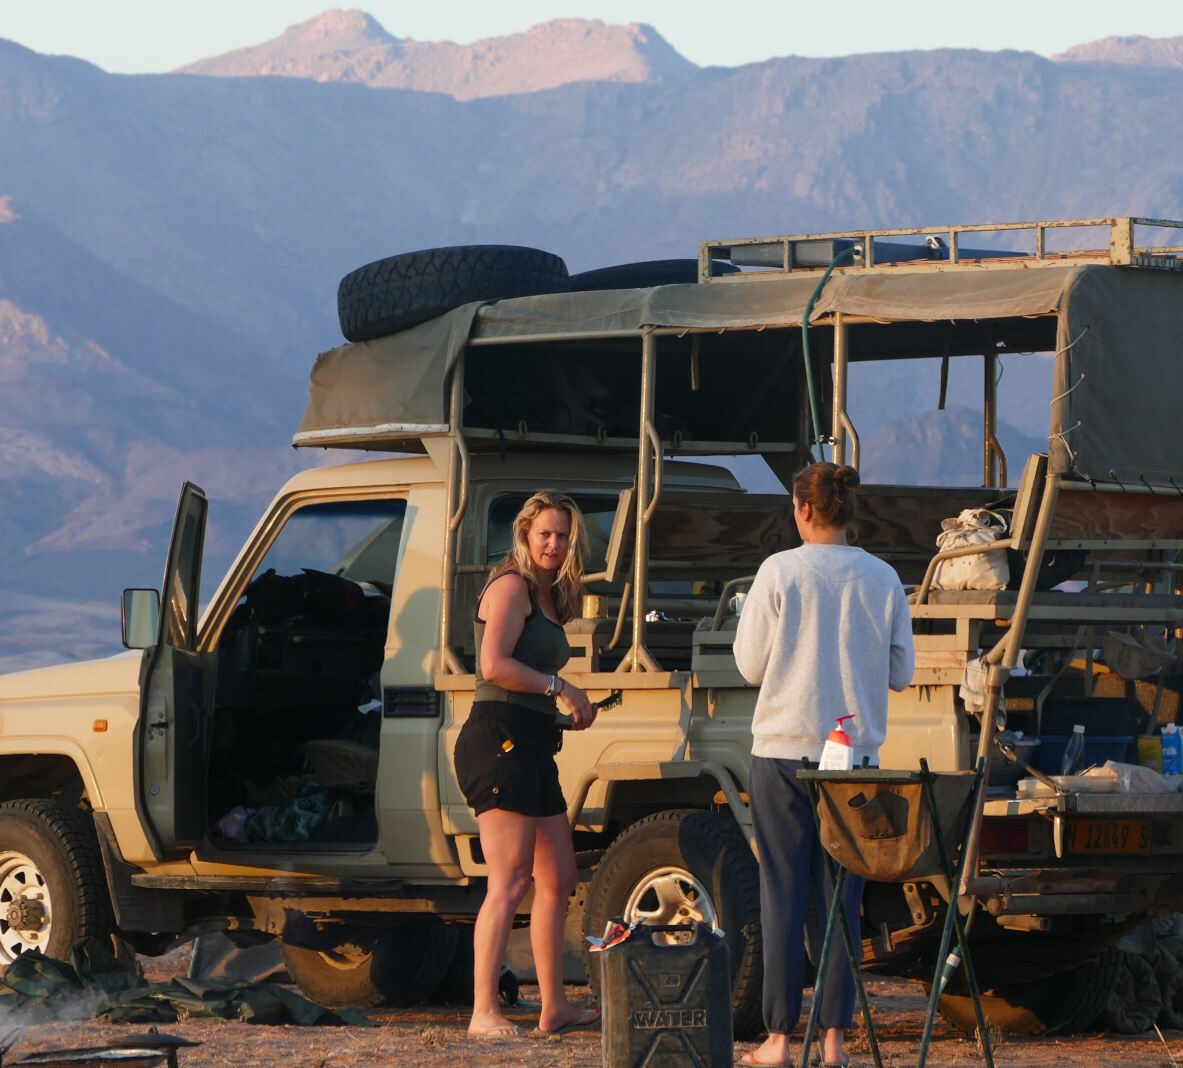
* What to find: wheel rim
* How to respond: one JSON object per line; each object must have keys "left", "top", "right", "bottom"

{"left": 622, "top": 864, "right": 718, "bottom": 945}
{"left": 0, "top": 850, "right": 52, "bottom": 964}
{"left": 313, "top": 941, "right": 373, "bottom": 972}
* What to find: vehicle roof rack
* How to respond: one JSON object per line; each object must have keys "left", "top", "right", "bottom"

{"left": 699, "top": 216, "right": 1183, "bottom": 280}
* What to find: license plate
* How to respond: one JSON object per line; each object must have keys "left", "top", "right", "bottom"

{"left": 1065, "top": 819, "right": 1151, "bottom": 855}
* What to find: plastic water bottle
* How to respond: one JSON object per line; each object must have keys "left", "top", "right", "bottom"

{"left": 1060, "top": 723, "right": 1086, "bottom": 776}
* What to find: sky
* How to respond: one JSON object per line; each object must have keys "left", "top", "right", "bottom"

{"left": 3, "top": 0, "right": 1183, "bottom": 73}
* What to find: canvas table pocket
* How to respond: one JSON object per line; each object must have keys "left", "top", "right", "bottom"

{"left": 815, "top": 775, "right": 977, "bottom": 883}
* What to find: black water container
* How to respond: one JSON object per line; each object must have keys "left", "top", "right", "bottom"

{"left": 600, "top": 922, "right": 733, "bottom": 1068}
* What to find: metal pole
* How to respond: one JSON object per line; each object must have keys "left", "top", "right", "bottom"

{"left": 983, "top": 353, "right": 997, "bottom": 488}
{"left": 961, "top": 472, "right": 1062, "bottom": 893}
{"left": 832, "top": 314, "right": 848, "bottom": 465}
{"left": 437, "top": 356, "right": 468, "bottom": 675}
{"left": 626, "top": 329, "right": 661, "bottom": 672}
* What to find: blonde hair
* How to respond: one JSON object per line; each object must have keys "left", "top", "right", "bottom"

{"left": 490, "top": 491, "right": 588, "bottom": 623}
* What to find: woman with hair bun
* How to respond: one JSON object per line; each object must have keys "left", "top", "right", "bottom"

{"left": 733, "top": 462, "right": 914, "bottom": 1068}
{"left": 454, "top": 490, "right": 601, "bottom": 1038}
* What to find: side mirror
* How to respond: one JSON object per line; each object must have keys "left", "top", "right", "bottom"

{"left": 121, "top": 589, "right": 159, "bottom": 650}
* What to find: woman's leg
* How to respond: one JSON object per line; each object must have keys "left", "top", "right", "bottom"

{"left": 747, "top": 756, "right": 815, "bottom": 1065}
{"left": 815, "top": 868, "right": 863, "bottom": 1066}
{"left": 531, "top": 811, "right": 594, "bottom": 1032}
{"left": 470, "top": 807, "right": 537, "bottom": 1034}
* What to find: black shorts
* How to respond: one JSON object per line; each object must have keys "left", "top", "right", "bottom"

{"left": 454, "top": 700, "right": 566, "bottom": 818}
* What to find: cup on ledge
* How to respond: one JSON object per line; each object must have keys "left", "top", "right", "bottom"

{"left": 582, "top": 594, "right": 606, "bottom": 619}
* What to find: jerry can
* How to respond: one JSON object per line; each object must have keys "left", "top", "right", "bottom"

{"left": 600, "top": 922, "right": 732, "bottom": 1068}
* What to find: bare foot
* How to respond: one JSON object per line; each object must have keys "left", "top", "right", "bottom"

{"left": 821, "top": 1026, "right": 848, "bottom": 1066}
{"left": 536, "top": 1005, "right": 601, "bottom": 1034}
{"left": 468, "top": 1010, "right": 523, "bottom": 1038}
{"left": 737, "top": 1034, "right": 793, "bottom": 1067}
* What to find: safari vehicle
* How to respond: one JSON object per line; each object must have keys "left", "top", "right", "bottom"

{"left": 1, "top": 217, "right": 1182, "bottom": 1037}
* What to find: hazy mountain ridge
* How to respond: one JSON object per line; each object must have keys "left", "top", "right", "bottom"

{"left": 1053, "top": 35, "right": 1183, "bottom": 68}
{"left": 0, "top": 194, "right": 330, "bottom": 613}
{"left": 860, "top": 405, "right": 1047, "bottom": 487}
{"left": 2, "top": 18, "right": 1183, "bottom": 668}
{"left": 176, "top": 9, "right": 696, "bottom": 99}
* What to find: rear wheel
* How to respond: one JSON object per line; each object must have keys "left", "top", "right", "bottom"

{"left": 280, "top": 918, "right": 459, "bottom": 1008}
{"left": 936, "top": 946, "right": 1121, "bottom": 1035}
{"left": 1103, "top": 949, "right": 1164, "bottom": 1034}
{"left": 0, "top": 800, "right": 113, "bottom": 968}
{"left": 583, "top": 809, "right": 763, "bottom": 1039}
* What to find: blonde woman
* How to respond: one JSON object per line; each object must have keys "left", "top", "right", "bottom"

{"left": 454, "top": 491, "right": 601, "bottom": 1038}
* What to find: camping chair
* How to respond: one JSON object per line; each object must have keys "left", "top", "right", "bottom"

{"left": 796, "top": 759, "right": 993, "bottom": 1068}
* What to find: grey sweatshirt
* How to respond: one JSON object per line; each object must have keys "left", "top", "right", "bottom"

{"left": 733, "top": 543, "right": 915, "bottom": 766}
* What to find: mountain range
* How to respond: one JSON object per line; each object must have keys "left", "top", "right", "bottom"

{"left": 177, "top": 10, "right": 695, "bottom": 98}
{"left": 1, "top": 9, "right": 1180, "bottom": 669}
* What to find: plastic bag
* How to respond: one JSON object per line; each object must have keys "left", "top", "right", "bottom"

{"left": 245, "top": 785, "right": 335, "bottom": 842}
{"left": 932, "top": 508, "right": 1010, "bottom": 591}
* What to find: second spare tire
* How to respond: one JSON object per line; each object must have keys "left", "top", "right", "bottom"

{"left": 338, "top": 244, "right": 569, "bottom": 342}
{"left": 568, "top": 258, "right": 739, "bottom": 291}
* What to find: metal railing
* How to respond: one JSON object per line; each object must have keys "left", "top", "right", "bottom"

{"left": 700, "top": 216, "right": 1183, "bottom": 280}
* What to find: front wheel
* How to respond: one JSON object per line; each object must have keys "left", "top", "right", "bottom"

{"left": 0, "top": 800, "right": 113, "bottom": 968}
{"left": 583, "top": 809, "right": 763, "bottom": 1039}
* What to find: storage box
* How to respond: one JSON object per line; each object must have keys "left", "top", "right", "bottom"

{"left": 1030, "top": 735, "right": 1134, "bottom": 774}
{"left": 1138, "top": 735, "right": 1163, "bottom": 774}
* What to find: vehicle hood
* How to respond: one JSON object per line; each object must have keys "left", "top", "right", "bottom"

{"left": 0, "top": 650, "right": 143, "bottom": 701}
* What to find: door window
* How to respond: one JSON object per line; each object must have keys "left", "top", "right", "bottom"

{"left": 251, "top": 499, "right": 407, "bottom": 589}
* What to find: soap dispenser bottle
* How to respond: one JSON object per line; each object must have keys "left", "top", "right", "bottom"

{"left": 819, "top": 714, "right": 856, "bottom": 771}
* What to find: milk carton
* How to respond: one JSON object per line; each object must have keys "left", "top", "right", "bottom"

{"left": 1162, "top": 724, "right": 1182, "bottom": 777}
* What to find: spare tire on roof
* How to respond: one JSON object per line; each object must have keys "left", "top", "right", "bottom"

{"left": 337, "top": 244, "right": 570, "bottom": 342}
{"left": 567, "top": 258, "right": 740, "bottom": 291}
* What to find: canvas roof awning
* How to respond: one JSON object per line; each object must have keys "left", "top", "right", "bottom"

{"left": 295, "top": 264, "right": 1183, "bottom": 488}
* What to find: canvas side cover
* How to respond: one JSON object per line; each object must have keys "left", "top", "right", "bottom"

{"left": 1050, "top": 266, "right": 1183, "bottom": 488}
{"left": 295, "top": 302, "right": 483, "bottom": 447}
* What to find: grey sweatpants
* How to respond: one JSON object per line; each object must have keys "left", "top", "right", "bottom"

{"left": 750, "top": 755, "right": 863, "bottom": 1035}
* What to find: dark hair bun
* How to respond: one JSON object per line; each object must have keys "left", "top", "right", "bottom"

{"left": 834, "top": 465, "right": 861, "bottom": 492}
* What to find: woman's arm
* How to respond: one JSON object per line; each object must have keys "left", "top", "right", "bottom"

{"left": 888, "top": 584, "right": 916, "bottom": 691}
{"left": 733, "top": 561, "right": 777, "bottom": 684}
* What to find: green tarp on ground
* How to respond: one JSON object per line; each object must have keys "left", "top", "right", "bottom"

{"left": 0, "top": 939, "right": 372, "bottom": 1027}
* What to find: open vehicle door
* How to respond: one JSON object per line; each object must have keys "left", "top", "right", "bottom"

{"left": 134, "top": 481, "right": 209, "bottom": 859}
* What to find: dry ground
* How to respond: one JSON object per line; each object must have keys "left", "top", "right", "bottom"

{"left": 6, "top": 946, "right": 1183, "bottom": 1068}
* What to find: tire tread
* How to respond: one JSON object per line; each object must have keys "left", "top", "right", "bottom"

{"left": 937, "top": 945, "right": 1121, "bottom": 1035}
{"left": 338, "top": 245, "right": 569, "bottom": 341}
{"left": 568, "top": 259, "right": 739, "bottom": 291}
{"left": 0, "top": 799, "right": 114, "bottom": 961}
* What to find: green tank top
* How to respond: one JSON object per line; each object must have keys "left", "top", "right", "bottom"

{"left": 474, "top": 572, "right": 571, "bottom": 714}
